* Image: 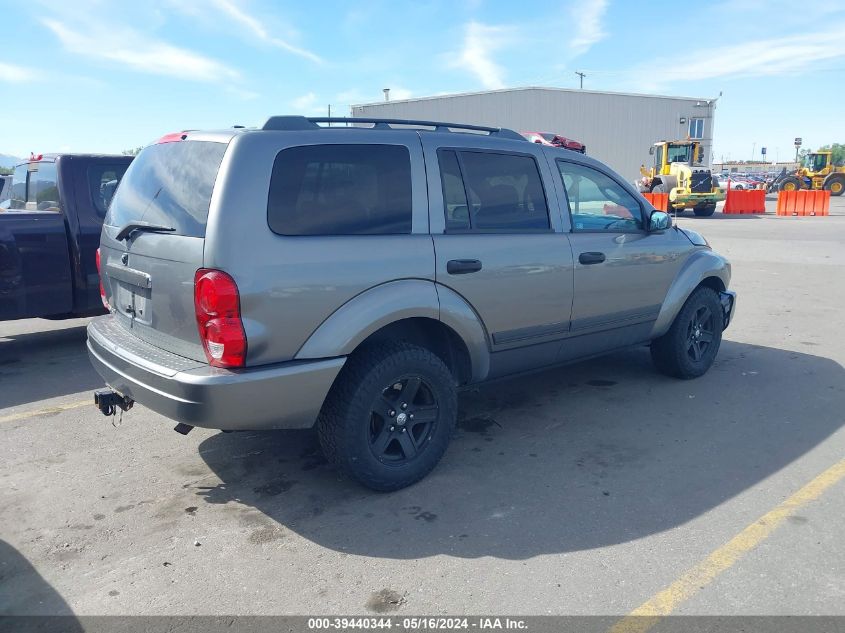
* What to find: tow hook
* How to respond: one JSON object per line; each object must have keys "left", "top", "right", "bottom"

{"left": 94, "top": 388, "right": 134, "bottom": 417}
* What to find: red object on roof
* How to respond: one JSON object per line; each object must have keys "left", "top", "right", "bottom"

{"left": 155, "top": 131, "right": 188, "bottom": 144}
{"left": 521, "top": 131, "right": 586, "bottom": 154}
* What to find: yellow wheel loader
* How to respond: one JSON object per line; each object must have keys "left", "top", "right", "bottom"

{"left": 639, "top": 140, "right": 724, "bottom": 216}
{"left": 776, "top": 151, "right": 845, "bottom": 196}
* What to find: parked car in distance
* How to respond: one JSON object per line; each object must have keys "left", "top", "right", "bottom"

{"left": 717, "top": 176, "right": 746, "bottom": 190}
{"left": 88, "top": 116, "right": 735, "bottom": 491}
{"left": 0, "top": 154, "right": 133, "bottom": 321}
{"left": 521, "top": 131, "right": 586, "bottom": 154}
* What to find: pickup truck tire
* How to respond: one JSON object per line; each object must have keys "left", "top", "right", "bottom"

{"left": 317, "top": 341, "right": 458, "bottom": 492}
{"left": 650, "top": 286, "right": 724, "bottom": 379}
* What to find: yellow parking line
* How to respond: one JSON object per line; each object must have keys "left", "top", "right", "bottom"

{"left": 611, "top": 457, "right": 845, "bottom": 633}
{"left": 0, "top": 399, "right": 90, "bottom": 424}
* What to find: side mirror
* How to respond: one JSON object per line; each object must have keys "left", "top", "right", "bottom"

{"left": 649, "top": 210, "right": 672, "bottom": 232}
{"left": 649, "top": 146, "right": 655, "bottom": 155}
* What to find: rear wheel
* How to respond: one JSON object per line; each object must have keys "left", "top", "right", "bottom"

{"left": 780, "top": 176, "right": 802, "bottom": 192}
{"left": 317, "top": 341, "right": 457, "bottom": 491}
{"left": 824, "top": 174, "right": 845, "bottom": 196}
{"left": 651, "top": 286, "right": 724, "bottom": 379}
{"left": 693, "top": 203, "right": 717, "bottom": 217}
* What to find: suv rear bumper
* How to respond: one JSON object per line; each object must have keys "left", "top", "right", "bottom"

{"left": 87, "top": 316, "right": 345, "bottom": 430}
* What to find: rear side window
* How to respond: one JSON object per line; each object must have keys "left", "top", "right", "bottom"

{"left": 438, "top": 150, "right": 550, "bottom": 231}
{"left": 267, "top": 144, "right": 412, "bottom": 236}
{"left": 106, "top": 141, "right": 226, "bottom": 238}
{"left": 88, "top": 163, "right": 130, "bottom": 217}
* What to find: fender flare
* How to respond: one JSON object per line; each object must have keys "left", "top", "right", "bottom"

{"left": 822, "top": 172, "right": 845, "bottom": 187}
{"left": 294, "top": 279, "right": 491, "bottom": 383}
{"left": 650, "top": 249, "right": 731, "bottom": 338}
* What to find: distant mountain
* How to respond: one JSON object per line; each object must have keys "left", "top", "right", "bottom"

{"left": 0, "top": 153, "right": 22, "bottom": 169}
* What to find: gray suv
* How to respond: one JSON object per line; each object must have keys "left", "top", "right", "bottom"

{"left": 88, "top": 116, "right": 735, "bottom": 491}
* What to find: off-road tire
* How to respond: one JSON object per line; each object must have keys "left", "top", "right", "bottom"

{"left": 779, "top": 176, "right": 802, "bottom": 192}
{"left": 824, "top": 174, "right": 845, "bottom": 196}
{"left": 651, "top": 183, "right": 666, "bottom": 193}
{"left": 651, "top": 286, "right": 724, "bottom": 379}
{"left": 317, "top": 341, "right": 457, "bottom": 491}
{"left": 693, "top": 203, "right": 717, "bottom": 217}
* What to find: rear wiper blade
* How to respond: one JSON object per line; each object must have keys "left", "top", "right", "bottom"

{"left": 116, "top": 221, "right": 176, "bottom": 241}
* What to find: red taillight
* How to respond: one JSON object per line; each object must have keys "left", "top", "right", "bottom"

{"left": 194, "top": 269, "right": 246, "bottom": 368}
{"left": 96, "top": 248, "right": 109, "bottom": 309}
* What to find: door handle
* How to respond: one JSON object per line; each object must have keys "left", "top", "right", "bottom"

{"left": 579, "top": 252, "right": 606, "bottom": 265}
{"left": 447, "top": 259, "right": 483, "bottom": 275}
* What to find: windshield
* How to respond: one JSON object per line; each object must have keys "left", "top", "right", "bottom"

{"left": 666, "top": 144, "right": 693, "bottom": 164}
{"left": 105, "top": 140, "right": 227, "bottom": 238}
{"left": 803, "top": 154, "right": 827, "bottom": 172}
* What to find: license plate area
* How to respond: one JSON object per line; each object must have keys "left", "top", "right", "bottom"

{"left": 115, "top": 282, "right": 152, "bottom": 325}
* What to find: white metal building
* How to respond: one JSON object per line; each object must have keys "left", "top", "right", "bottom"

{"left": 352, "top": 87, "right": 717, "bottom": 183}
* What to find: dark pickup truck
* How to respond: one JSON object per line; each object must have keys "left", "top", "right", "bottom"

{"left": 0, "top": 154, "right": 132, "bottom": 321}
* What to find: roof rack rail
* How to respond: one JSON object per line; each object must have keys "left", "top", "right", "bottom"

{"left": 260, "top": 116, "right": 526, "bottom": 141}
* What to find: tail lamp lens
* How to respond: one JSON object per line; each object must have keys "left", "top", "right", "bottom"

{"left": 194, "top": 269, "right": 246, "bottom": 368}
{"left": 96, "top": 248, "right": 109, "bottom": 309}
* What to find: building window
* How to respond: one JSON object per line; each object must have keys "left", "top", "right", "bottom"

{"left": 689, "top": 118, "right": 704, "bottom": 139}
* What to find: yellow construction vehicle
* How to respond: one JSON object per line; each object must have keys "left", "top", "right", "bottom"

{"left": 776, "top": 151, "right": 845, "bottom": 196}
{"left": 639, "top": 139, "right": 724, "bottom": 216}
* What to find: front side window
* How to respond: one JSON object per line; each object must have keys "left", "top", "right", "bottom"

{"left": 268, "top": 144, "right": 412, "bottom": 236}
{"left": 557, "top": 161, "right": 643, "bottom": 232}
{"left": 438, "top": 150, "right": 550, "bottom": 231}
{"left": 9, "top": 164, "right": 27, "bottom": 210}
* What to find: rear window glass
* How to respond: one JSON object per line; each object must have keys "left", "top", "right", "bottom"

{"left": 89, "top": 163, "right": 130, "bottom": 217}
{"left": 267, "top": 144, "right": 412, "bottom": 236}
{"left": 105, "top": 141, "right": 226, "bottom": 237}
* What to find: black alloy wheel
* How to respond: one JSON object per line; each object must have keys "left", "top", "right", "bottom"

{"left": 368, "top": 377, "right": 440, "bottom": 465}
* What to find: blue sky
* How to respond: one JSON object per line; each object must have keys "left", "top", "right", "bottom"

{"left": 2, "top": 0, "right": 844, "bottom": 162}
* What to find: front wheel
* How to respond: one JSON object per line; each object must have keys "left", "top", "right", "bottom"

{"left": 693, "top": 203, "right": 717, "bottom": 217}
{"left": 824, "top": 174, "right": 845, "bottom": 196}
{"left": 779, "top": 176, "right": 802, "bottom": 192}
{"left": 651, "top": 287, "right": 724, "bottom": 379}
{"left": 317, "top": 341, "right": 457, "bottom": 491}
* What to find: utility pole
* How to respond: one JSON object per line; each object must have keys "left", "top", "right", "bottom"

{"left": 751, "top": 142, "right": 756, "bottom": 162}
{"left": 575, "top": 71, "right": 586, "bottom": 89}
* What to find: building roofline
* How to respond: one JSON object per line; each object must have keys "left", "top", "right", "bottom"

{"left": 353, "top": 85, "right": 716, "bottom": 107}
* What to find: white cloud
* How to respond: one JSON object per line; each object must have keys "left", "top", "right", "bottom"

{"left": 452, "top": 21, "right": 508, "bottom": 89}
{"left": 209, "top": 0, "right": 323, "bottom": 64}
{"left": 43, "top": 18, "right": 239, "bottom": 82}
{"left": 0, "top": 62, "right": 37, "bottom": 82}
{"left": 568, "top": 0, "right": 608, "bottom": 56}
{"left": 292, "top": 92, "right": 318, "bottom": 110}
{"left": 636, "top": 23, "right": 845, "bottom": 85}
{"left": 387, "top": 87, "right": 413, "bottom": 101}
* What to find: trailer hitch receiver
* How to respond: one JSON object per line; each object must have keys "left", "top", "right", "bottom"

{"left": 94, "top": 389, "right": 134, "bottom": 417}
